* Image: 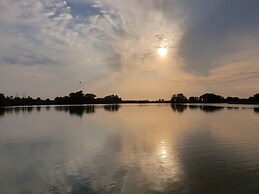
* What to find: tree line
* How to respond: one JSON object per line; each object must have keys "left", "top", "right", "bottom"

{"left": 0, "top": 91, "right": 122, "bottom": 106}
{"left": 171, "top": 93, "right": 259, "bottom": 104}
{"left": 0, "top": 91, "right": 259, "bottom": 106}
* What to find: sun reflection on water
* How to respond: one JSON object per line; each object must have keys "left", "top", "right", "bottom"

{"left": 159, "top": 140, "right": 168, "bottom": 159}
{"left": 144, "top": 138, "right": 183, "bottom": 191}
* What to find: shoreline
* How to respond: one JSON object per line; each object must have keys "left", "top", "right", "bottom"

{"left": 1, "top": 101, "right": 259, "bottom": 107}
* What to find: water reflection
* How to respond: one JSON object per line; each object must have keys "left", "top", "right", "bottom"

{"left": 188, "top": 104, "right": 200, "bottom": 110}
{"left": 170, "top": 104, "right": 240, "bottom": 113}
{"left": 171, "top": 104, "right": 188, "bottom": 113}
{"left": 0, "top": 105, "right": 123, "bottom": 118}
{"left": 104, "top": 105, "right": 120, "bottom": 112}
{"left": 0, "top": 106, "right": 34, "bottom": 117}
{"left": 1, "top": 104, "right": 258, "bottom": 118}
{"left": 254, "top": 108, "right": 259, "bottom": 114}
{"left": 1, "top": 104, "right": 259, "bottom": 193}
{"left": 159, "top": 140, "right": 168, "bottom": 159}
{"left": 36, "top": 106, "right": 41, "bottom": 112}
{"left": 200, "top": 105, "right": 224, "bottom": 112}
{"left": 55, "top": 106, "right": 95, "bottom": 117}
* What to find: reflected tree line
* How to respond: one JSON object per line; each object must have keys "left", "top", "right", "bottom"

{"left": 171, "top": 104, "right": 259, "bottom": 114}
{"left": 0, "top": 104, "right": 121, "bottom": 118}
{"left": 1, "top": 104, "right": 258, "bottom": 118}
{"left": 171, "top": 104, "right": 225, "bottom": 113}
{"left": 0, "top": 91, "right": 259, "bottom": 107}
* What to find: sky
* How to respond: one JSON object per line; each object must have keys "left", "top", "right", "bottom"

{"left": 0, "top": 0, "right": 259, "bottom": 100}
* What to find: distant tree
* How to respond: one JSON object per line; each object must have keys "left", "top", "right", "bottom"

{"left": 226, "top": 96, "right": 240, "bottom": 103}
{"left": 171, "top": 93, "right": 188, "bottom": 103}
{"left": 13, "top": 96, "right": 21, "bottom": 105}
{"left": 14, "top": 96, "right": 21, "bottom": 100}
{"left": 69, "top": 91, "right": 85, "bottom": 104}
{"left": 0, "top": 93, "right": 6, "bottom": 106}
{"left": 84, "top": 93, "right": 96, "bottom": 103}
{"left": 189, "top": 96, "right": 200, "bottom": 103}
{"left": 54, "top": 96, "right": 69, "bottom": 104}
{"left": 249, "top": 93, "right": 259, "bottom": 102}
{"left": 199, "top": 93, "right": 224, "bottom": 103}
{"left": 103, "top": 95, "right": 122, "bottom": 103}
{"left": 254, "top": 93, "right": 259, "bottom": 101}
{"left": 27, "top": 96, "right": 34, "bottom": 104}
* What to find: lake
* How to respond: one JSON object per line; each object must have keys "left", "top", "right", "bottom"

{"left": 0, "top": 104, "right": 259, "bottom": 194}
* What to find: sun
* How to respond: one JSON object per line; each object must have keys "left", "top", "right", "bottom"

{"left": 158, "top": 47, "right": 168, "bottom": 57}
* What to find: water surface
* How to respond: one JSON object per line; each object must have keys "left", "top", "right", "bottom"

{"left": 0, "top": 104, "right": 259, "bottom": 194}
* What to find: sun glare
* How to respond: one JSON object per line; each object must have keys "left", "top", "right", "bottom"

{"left": 158, "top": 47, "right": 168, "bottom": 57}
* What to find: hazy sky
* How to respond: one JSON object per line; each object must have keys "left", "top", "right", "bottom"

{"left": 0, "top": 0, "right": 259, "bottom": 100}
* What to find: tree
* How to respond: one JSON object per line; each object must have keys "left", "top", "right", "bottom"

{"left": 249, "top": 93, "right": 259, "bottom": 102}
{"left": 84, "top": 93, "right": 96, "bottom": 103}
{"left": 103, "top": 95, "right": 122, "bottom": 103}
{"left": 171, "top": 93, "right": 188, "bottom": 103}
{"left": 254, "top": 93, "right": 259, "bottom": 101}
{"left": 69, "top": 91, "right": 85, "bottom": 104}
{"left": 199, "top": 93, "right": 224, "bottom": 103}
{"left": 226, "top": 96, "right": 240, "bottom": 103}
{"left": 189, "top": 96, "right": 200, "bottom": 103}
{"left": 0, "top": 93, "right": 6, "bottom": 106}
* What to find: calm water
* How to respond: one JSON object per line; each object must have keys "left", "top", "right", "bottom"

{"left": 0, "top": 104, "right": 259, "bottom": 194}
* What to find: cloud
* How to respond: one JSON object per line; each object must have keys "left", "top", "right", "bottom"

{"left": 1, "top": 55, "right": 57, "bottom": 66}
{"left": 177, "top": 0, "right": 259, "bottom": 75}
{"left": 0, "top": 0, "right": 258, "bottom": 98}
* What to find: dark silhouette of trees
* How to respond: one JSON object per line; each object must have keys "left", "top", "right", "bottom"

{"left": 171, "top": 93, "right": 188, "bottom": 103}
{"left": 69, "top": 91, "right": 85, "bottom": 104}
{"left": 85, "top": 93, "right": 96, "bottom": 103}
{"left": 225, "top": 97, "right": 240, "bottom": 103}
{"left": 254, "top": 93, "right": 259, "bottom": 101}
{"left": 170, "top": 92, "right": 259, "bottom": 104}
{"left": 54, "top": 91, "right": 121, "bottom": 105}
{"left": 189, "top": 96, "right": 200, "bottom": 103}
{"left": 249, "top": 93, "right": 259, "bottom": 102}
{"left": 54, "top": 96, "right": 70, "bottom": 104}
{"left": 199, "top": 93, "right": 224, "bottom": 103}
{"left": 0, "top": 93, "right": 5, "bottom": 106}
{"left": 103, "top": 95, "right": 122, "bottom": 103}
{"left": 0, "top": 93, "right": 51, "bottom": 106}
{"left": 58, "top": 92, "right": 122, "bottom": 104}
{"left": 1, "top": 91, "right": 259, "bottom": 107}
{"left": 54, "top": 91, "right": 96, "bottom": 104}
